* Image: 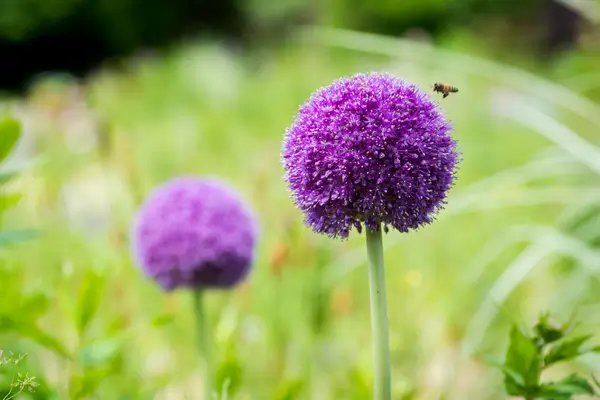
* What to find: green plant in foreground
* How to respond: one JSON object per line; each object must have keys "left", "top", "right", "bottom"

{"left": 0, "top": 350, "right": 39, "bottom": 399}
{"left": 0, "top": 114, "right": 38, "bottom": 246}
{"left": 495, "top": 312, "right": 600, "bottom": 399}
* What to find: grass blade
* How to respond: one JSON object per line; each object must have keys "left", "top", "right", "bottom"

{"left": 297, "top": 26, "right": 600, "bottom": 129}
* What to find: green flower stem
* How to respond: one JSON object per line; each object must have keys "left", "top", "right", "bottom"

{"left": 366, "top": 225, "right": 392, "bottom": 400}
{"left": 193, "top": 290, "right": 214, "bottom": 400}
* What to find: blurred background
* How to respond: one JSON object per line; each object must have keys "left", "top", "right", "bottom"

{"left": 1, "top": 0, "right": 600, "bottom": 398}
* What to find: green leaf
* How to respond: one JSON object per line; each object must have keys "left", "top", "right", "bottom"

{"left": 504, "top": 374, "right": 526, "bottom": 396}
{"left": 484, "top": 355, "right": 526, "bottom": 392}
{"left": 69, "top": 369, "right": 110, "bottom": 400}
{"left": 273, "top": 378, "right": 305, "bottom": 400}
{"left": 505, "top": 325, "right": 540, "bottom": 388}
{"left": 74, "top": 268, "right": 106, "bottom": 337}
{"left": 215, "top": 349, "right": 243, "bottom": 398}
{"left": 503, "top": 367, "right": 528, "bottom": 395}
{"left": 71, "top": 338, "right": 123, "bottom": 399}
{"left": 592, "top": 374, "right": 600, "bottom": 389}
{"left": 535, "top": 312, "right": 567, "bottom": 345}
{"left": 19, "top": 291, "right": 51, "bottom": 320}
{"left": 0, "top": 316, "right": 71, "bottom": 359}
{"left": 0, "top": 229, "right": 39, "bottom": 246}
{"left": 544, "top": 335, "right": 598, "bottom": 366}
{"left": 151, "top": 313, "right": 174, "bottom": 328}
{"left": 0, "top": 117, "right": 20, "bottom": 164}
{"left": 538, "top": 374, "right": 596, "bottom": 398}
{"left": 0, "top": 193, "right": 22, "bottom": 214}
{"left": 77, "top": 338, "right": 122, "bottom": 369}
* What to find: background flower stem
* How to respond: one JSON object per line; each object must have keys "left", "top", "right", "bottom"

{"left": 366, "top": 225, "right": 392, "bottom": 400}
{"left": 193, "top": 290, "right": 214, "bottom": 400}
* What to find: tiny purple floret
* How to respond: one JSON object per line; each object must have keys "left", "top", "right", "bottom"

{"left": 282, "top": 72, "right": 461, "bottom": 239}
{"left": 131, "top": 177, "right": 259, "bottom": 291}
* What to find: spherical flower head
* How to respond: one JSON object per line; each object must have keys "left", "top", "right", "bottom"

{"left": 131, "top": 177, "right": 259, "bottom": 291}
{"left": 282, "top": 72, "right": 460, "bottom": 239}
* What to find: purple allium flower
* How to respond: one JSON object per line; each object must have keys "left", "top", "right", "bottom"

{"left": 131, "top": 177, "right": 259, "bottom": 291}
{"left": 282, "top": 72, "right": 460, "bottom": 239}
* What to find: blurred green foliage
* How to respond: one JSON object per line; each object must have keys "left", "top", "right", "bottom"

{"left": 0, "top": 0, "right": 238, "bottom": 51}
{"left": 0, "top": 0, "right": 78, "bottom": 41}
{"left": 326, "top": 0, "right": 543, "bottom": 36}
{"left": 0, "top": 116, "right": 52, "bottom": 398}
{"left": 0, "top": 117, "right": 37, "bottom": 245}
{"left": 0, "top": 0, "right": 544, "bottom": 47}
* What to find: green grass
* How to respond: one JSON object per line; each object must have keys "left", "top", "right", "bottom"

{"left": 2, "top": 27, "right": 600, "bottom": 399}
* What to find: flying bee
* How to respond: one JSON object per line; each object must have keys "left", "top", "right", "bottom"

{"left": 433, "top": 83, "right": 459, "bottom": 99}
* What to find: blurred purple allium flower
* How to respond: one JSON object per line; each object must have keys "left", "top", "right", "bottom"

{"left": 131, "top": 177, "right": 259, "bottom": 291}
{"left": 282, "top": 72, "right": 460, "bottom": 239}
